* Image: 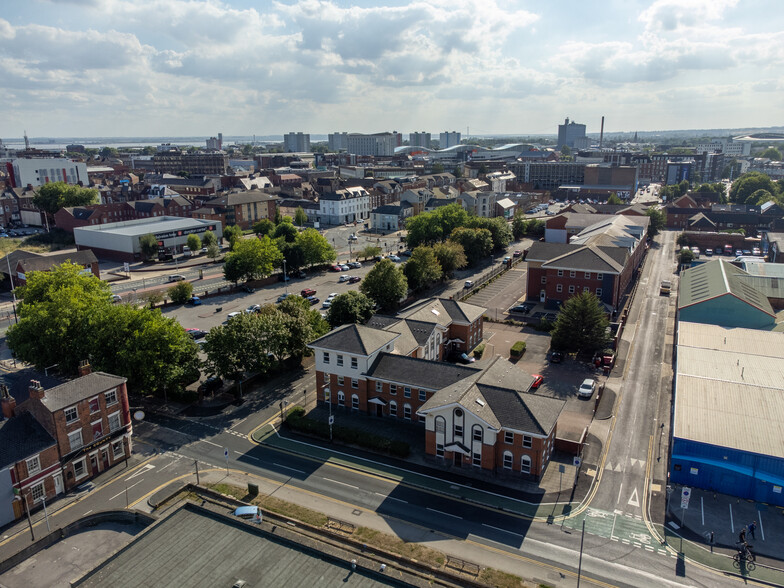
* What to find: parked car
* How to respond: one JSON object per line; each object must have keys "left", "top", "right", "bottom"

{"left": 348, "top": 261, "right": 362, "bottom": 268}
{"left": 550, "top": 351, "right": 564, "bottom": 363}
{"left": 735, "top": 249, "right": 743, "bottom": 257}
{"left": 531, "top": 374, "right": 544, "bottom": 389}
{"left": 753, "top": 247, "right": 762, "bottom": 256}
{"left": 232, "top": 505, "right": 260, "bottom": 520}
{"left": 578, "top": 378, "right": 596, "bottom": 398}
{"left": 400, "top": 250, "right": 413, "bottom": 257}
{"left": 301, "top": 288, "right": 316, "bottom": 297}
{"left": 388, "top": 255, "right": 401, "bottom": 262}
{"left": 458, "top": 352, "right": 475, "bottom": 364}
{"left": 327, "top": 293, "right": 338, "bottom": 301}
{"left": 704, "top": 249, "right": 713, "bottom": 256}
{"left": 186, "top": 296, "right": 202, "bottom": 306}
{"left": 168, "top": 274, "right": 186, "bottom": 282}
{"left": 348, "top": 234, "right": 358, "bottom": 241}
{"left": 245, "top": 304, "right": 261, "bottom": 314}
{"left": 340, "top": 264, "right": 350, "bottom": 271}
{"left": 513, "top": 250, "right": 522, "bottom": 257}
{"left": 307, "top": 296, "right": 319, "bottom": 305}
{"left": 465, "top": 280, "right": 474, "bottom": 288}
{"left": 200, "top": 247, "right": 208, "bottom": 254}
{"left": 276, "top": 293, "right": 291, "bottom": 303}
{"left": 111, "top": 294, "right": 123, "bottom": 303}
{"left": 330, "top": 265, "right": 342, "bottom": 272}
{"left": 322, "top": 300, "right": 332, "bottom": 309}
{"left": 199, "top": 376, "right": 223, "bottom": 395}
{"left": 510, "top": 304, "right": 531, "bottom": 314}
{"left": 742, "top": 249, "right": 752, "bottom": 256}
{"left": 227, "top": 311, "right": 241, "bottom": 320}
{"left": 503, "top": 256, "right": 511, "bottom": 263}
{"left": 296, "top": 270, "right": 307, "bottom": 278}
{"left": 348, "top": 276, "right": 361, "bottom": 284}
{"left": 182, "top": 246, "right": 193, "bottom": 257}
{"left": 338, "top": 275, "right": 351, "bottom": 283}
{"left": 186, "top": 328, "right": 207, "bottom": 339}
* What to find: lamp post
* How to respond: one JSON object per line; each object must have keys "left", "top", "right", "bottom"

{"left": 5, "top": 253, "right": 18, "bottom": 324}
{"left": 283, "top": 259, "right": 288, "bottom": 295}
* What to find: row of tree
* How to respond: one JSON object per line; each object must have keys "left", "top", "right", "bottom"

{"left": 728, "top": 172, "right": 784, "bottom": 206}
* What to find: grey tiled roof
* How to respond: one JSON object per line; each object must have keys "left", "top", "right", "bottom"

{"left": 404, "top": 319, "right": 436, "bottom": 346}
{"left": 18, "top": 250, "right": 98, "bottom": 273}
{"left": 309, "top": 324, "right": 400, "bottom": 355}
{"left": 0, "top": 412, "right": 56, "bottom": 468}
{"left": 543, "top": 245, "right": 624, "bottom": 274}
{"left": 40, "top": 372, "right": 127, "bottom": 412}
{"left": 367, "top": 353, "right": 480, "bottom": 389}
{"left": 440, "top": 298, "right": 485, "bottom": 323}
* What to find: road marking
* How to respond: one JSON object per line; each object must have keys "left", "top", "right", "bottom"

{"left": 323, "top": 478, "right": 358, "bottom": 489}
{"left": 83, "top": 510, "right": 92, "bottom": 515}
{"left": 427, "top": 507, "right": 462, "bottom": 520}
{"left": 627, "top": 488, "right": 640, "bottom": 508}
{"left": 109, "top": 480, "right": 144, "bottom": 501}
{"left": 729, "top": 503, "right": 734, "bottom": 533}
{"left": 374, "top": 493, "right": 407, "bottom": 503}
{"left": 201, "top": 439, "right": 222, "bottom": 448}
{"left": 273, "top": 463, "right": 304, "bottom": 473}
{"left": 616, "top": 483, "right": 623, "bottom": 505}
{"left": 482, "top": 523, "right": 524, "bottom": 537}
{"left": 243, "top": 455, "right": 260, "bottom": 461}
{"left": 700, "top": 496, "right": 704, "bottom": 526}
{"left": 125, "top": 464, "right": 155, "bottom": 481}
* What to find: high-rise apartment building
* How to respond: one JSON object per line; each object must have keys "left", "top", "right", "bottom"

{"left": 283, "top": 132, "right": 311, "bottom": 153}
{"left": 439, "top": 131, "right": 461, "bottom": 149}
{"left": 557, "top": 118, "right": 587, "bottom": 150}
{"left": 152, "top": 149, "right": 229, "bottom": 175}
{"left": 206, "top": 133, "right": 223, "bottom": 150}
{"left": 9, "top": 158, "right": 88, "bottom": 187}
{"left": 409, "top": 132, "right": 431, "bottom": 149}
{"left": 346, "top": 133, "right": 397, "bottom": 157}
{"left": 328, "top": 132, "right": 349, "bottom": 152}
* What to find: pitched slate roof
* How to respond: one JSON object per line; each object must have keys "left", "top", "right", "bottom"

{"left": 689, "top": 212, "right": 716, "bottom": 229}
{"left": 0, "top": 412, "right": 56, "bottom": 468}
{"left": 0, "top": 250, "right": 42, "bottom": 277}
{"left": 542, "top": 245, "right": 625, "bottom": 274}
{"left": 39, "top": 372, "right": 127, "bottom": 412}
{"left": 18, "top": 250, "right": 98, "bottom": 273}
{"left": 367, "top": 353, "right": 480, "bottom": 389}
{"left": 399, "top": 298, "right": 485, "bottom": 325}
{"left": 308, "top": 323, "right": 400, "bottom": 356}
{"left": 206, "top": 190, "right": 278, "bottom": 207}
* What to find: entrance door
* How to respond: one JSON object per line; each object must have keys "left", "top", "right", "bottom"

{"left": 540, "top": 289, "right": 546, "bottom": 303}
{"left": 53, "top": 474, "right": 64, "bottom": 495}
{"left": 453, "top": 453, "right": 461, "bottom": 467}
{"left": 101, "top": 449, "right": 110, "bottom": 470}
{"left": 90, "top": 455, "right": 98, "bottom": 475}
{"left": 375, "top": 404, "right": 383, "bottom": 417}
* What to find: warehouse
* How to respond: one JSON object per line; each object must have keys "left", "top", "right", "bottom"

{"left": 73, "top": 216, "right": 222, "bottom": 262}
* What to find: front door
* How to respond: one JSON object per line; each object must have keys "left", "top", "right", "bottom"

{"left": 101, "top": 449, "right": 110, "bottom": 470}
{"left": 90, "top": 455, "right": 98, "bottom": 475}
{"left": 453, "top": 453, "right": 461, "bottom": 468}
{"left": 53, "top": 474, "right": 64, "bottom": 495}
{"left": 540, "top": 289, "right": 546, "bottom": 303}
{"left": 375, "top": 404, "right": 383, "bottom": 417}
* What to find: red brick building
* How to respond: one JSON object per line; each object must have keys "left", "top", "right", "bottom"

{"left": 195, "top": 190, "right": 279, "bottom": 230}
{"left": 14, "top": 250, "right": 100, "bottom": 287}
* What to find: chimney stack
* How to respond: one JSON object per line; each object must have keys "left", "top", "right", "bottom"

{"left": 78, "top": 359, "right": 92, "bottom": 377}
{"left": 28, "top": 380, "right": 45, "bottom": 401}
{"left": 1, "top": 384, "right": 16, "bottom": 419}
{"left": 599, "top": 116, "right": 605, "bottom": 149}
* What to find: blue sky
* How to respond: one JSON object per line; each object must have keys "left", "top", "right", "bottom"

{"left": 1, "top": 0, "right": 782, "bottom": 138}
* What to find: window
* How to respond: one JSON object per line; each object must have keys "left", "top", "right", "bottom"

{"left": 26, "top": 456, "right": 41, "bottom": 476}
{"left": 540, "top": 276, "right": 546, "bottom": 284}
{"left": 351, "top": 378, "right": 358, "bottom": 389}
{"left": 569, "top": 270, "right": 576, "bottom": 278}
{"left": 473, "top": 427, "right": 483, "bottom": 442}
{"left": 65, "top": 406, "right": 78, "bottom": 424}
{"left": 556, "top": 284, "right": 563, "bottom": 293}
{"left": 472, "top": 452, "right": 481, "bottom": 467}
{"left": 596, "top": 288, "right": 603, "bottom": 296}
{"left": 89, "top": 397, "right": 100, "bottom": 413}
{"left": 324, "top": 389, "right": 331, "bottom": 402}
{"left": 583, "top": 286, "right": 589, "bottom": 293}
{"left": 104, "top": 389, "right": 118, "bottom": 406}
{"left": 31, "top": 482, "right": 45, "bottom": 503}
{"left": 389, "top": 401, "right": 397, "bottom": 416}
{"left": 435, "top": 416, "right": 445, "bottom": 433}
{"left": 503, "top": 451, "right": 513, "bottom": 470}
{"left": 351, "top": 394, "right": 359, "bottom": 410}
{"left": 404, "top": 386, "right": 411, "bottom": 398}
{"left": 419, "top": 389, "right": 426, "bottom": 401}
{"left": 73, "top": 458, "right": 87, "bottom": 480}
{"left": 557, "top": 269, "right": 563, "bottom": 277}
{"left": 336, "top": 355, "right": 344, "bottom": 367}
{"left": 108, "top": 412, "right": 121, "bottom": 432}
{"left": 523, "top": 435, "right": 533, "bottom": 448}
{"left": 337, "top": 391, "right": 345, "bottom": 406}
{"left": 505, "top": 431, "right": 514, "bottom": 444}
{"left": 454, "top": 423, "right": 463, "bottom": 437}
{"left": 436, "top": 443, "right": 444, "bottom": 457}
{"left": 68, "top": 430, "right": 83, "bottom": 451}
{"left": 323, "top": 352, "right": 330, "bottom": 364}
{"left": 584, "top": 272, "right": 591, "bottom": 279}
{"left": 351, "top": 357, "right": 358, "bottom": 369}
{"left": 596, "top": 273, "right": 603, "bottom": 280}
{"left": 521, "top": 455, "right": 532, "bottom": 474}
{"left": 337, "top": 375, "right": 344, "bottom": 386}
{"left": 375, "top": 381, "right": 383, "bottom": 392}
{"left": 92, "top": 420, "right": 104, "bottom": 439}
{"left": 403, "top": 404, "right": 412, "bottom": 420}
{"left": 112, "top": 440, "right": 125, "bottom": 459}
{"left": 568, "top": 285, "right": 575, "bottom": 294}
{"left": 390, "top": 384, "right": 397, "bottom": 395}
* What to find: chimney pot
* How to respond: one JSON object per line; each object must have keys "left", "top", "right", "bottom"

{"left": 28, "top": 380, "right": 45, "bottom": 401}
{"left": 78, "top": 359, "right": 92, "bottom": 377}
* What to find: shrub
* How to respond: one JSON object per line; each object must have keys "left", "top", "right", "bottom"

{"left": 168, "top": 281, "right": 194, "bottom": 304}
{"left": 473, "top": 343, "right": 486, "bottom": 359}
{"left": 534, "top": 320, "right": 554, "bottom": 332}
{"left": 510, "top": 341, "right": 526, "bottom": 357}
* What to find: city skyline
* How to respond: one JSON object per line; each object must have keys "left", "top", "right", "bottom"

{"left": 2, "top": 0, "right": 783, "bottom": 137}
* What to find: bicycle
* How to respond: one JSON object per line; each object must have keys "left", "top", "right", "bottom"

{"left": 733, "top": 544, "right": 756, "bottom": 571}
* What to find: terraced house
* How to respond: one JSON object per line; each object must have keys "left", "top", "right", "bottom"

{"left": 308, "top": 298, "right": 565, "bottom": 479}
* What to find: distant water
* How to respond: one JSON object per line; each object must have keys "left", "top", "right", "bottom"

{"left": 1, "top": 135, "right": 330, "bottom": 151}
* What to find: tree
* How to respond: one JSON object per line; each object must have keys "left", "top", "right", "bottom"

{"left": 448, "top": 227, "right": 493, "bottom": 266}
{"left": 749, "top": 189, "right": 775, "bottom": 205}
{"left": 525, "top": 219, "right": 545, "bottom": 239}
{"left": 186, "top": 233, "right": 201, "bottom": 252}
{"left": 432, "top": 241, "right": 467, "bottom": 278}
{"left": 729, "top": 172, "right": 779, "bottom": 204}
{"left": 206, "top": 242, "right": 221, "bottom": 261}
{"left": 431, "top": 162, "right": 445, "bottom": 174}
{"left": 33, "top": 182, "right": 98, "bottom": 217}
{"left": 512, "top": 213, "right": 527, "bottom": 240}
{"left": 607, "top": 192, "right": 623, "bottom": 205}
{"left": 203, "top": 313, "right": 276, "bottom": 381}
{"left": 550, "top": 292, "right": 610, "bottom": 355}
{"left": 277, "top": 296, "right": 329, "bottom": 359}
{"left": 758, "top": 147, "right": 782, "bottom": 161}
{"left": 560, "top": 145, "right": 571, "bottom": 156}
{"left": 466, "top": 216, "right": 512, "bottom": 250}
{"left": 678, "top": 248, "right": 694, "bottom": 266}
{"left": 404, "top": 247, "right": 443, "bottom": 291}
{"left": 405, "top": 213, "right": 444, "bottom": 248}
{"left": 274, "top": 219, "right": 298, "bottom": 243}
{"left": 278, "top": 241, "right": 305, "bottom": 271}
{"left": 645, "top": 208, "right": 665, "bottom": 238}
{"left": 296, "top": 228, "right": 336, "bottom": 267}
{"left": 202, "top": 230, "right": 217, "bottom": 248}
{"left": 360, "top": 259, "right": 408, "bottom": 311}
{"left": 253, "top": 219, "right": 276, "bottom": 237}
{"left": 139, "top": 233, "right": 159, "bottom": 260}
{"left": 294, "top": 206, "right": 308, "bottom": 227}
{"left": 168, "top": 281, "right": 193, "bottom": 304}
{"left": 141, "top": 290, "right": 164, "bottom": 309}
{"left": 223, "top": 225, "right": 243, "bottom": 250}
{"left": 326, "top": 291, "right": 375, "bottom": 328}
{"left": 223, "top": 235, "right": 283, "bottom": 284}
{"left": 359, "top": 245, "right": 383, "bottom": 260}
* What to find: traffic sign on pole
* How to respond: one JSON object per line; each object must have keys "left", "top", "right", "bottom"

{"left": 681, "top": 487, "right": 691, "bottom": 510}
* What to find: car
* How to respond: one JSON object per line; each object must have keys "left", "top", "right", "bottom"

{"left": 714, "top": 247, "right": 723, "bottom": 255}
{"left": 242, "top": 284, "right": 254, "bottom": 293}
{"left": 330, "top": 265, "right": 342, "bottom": 272}
{"left": 503, "top": 256, "right": 511, "bottom": 263}
{"left": 182, "top": 247, "right": 193, "bottom": 257}
{"left": 531, "top": 374, "right": 544, "bottom": 389}
{"left": 704, "top": 249, "right": 713, "bottom": 256}
{"left": 510, "top": 304, "right": 531, "bottom": 314}
{"left": 742, "top": 249, "right": 752, "bottom": 256}
{"left": 245, "top": 304, "right": 261, "bottom": 314}
{"left": 400, "top": 250, "right": 413, "bottom": 257}
{"left": 465, "top": 280, "right": 474, "bottom": 288}
{"left": 348, "top": 261, "right": 362, "bottom": 268}
{"left": 753, "top": 247, "right": 762, "bottom": 256}
{"left": 231, "top": 505, "right": 260, "bottom": 520}
{"left": 458, "top": 352, "right": 475, "bottom": 364}
{"left": 186, "top": 328, "right": 207, "bottom": 339}
{"left": 199, "top": 376, "right": 223, "bottom": 395}
{"left": 348, "top": 276, "right": 361, "bottom": 284}
{"left": 338, "top": 275, "right": 351, "bottom": 283}
{"left": 200, "top": 247, "right": 208, "bottom": 254}
{"left": 168, "top": 274, "right": 186, "bottom": 282}
{"left": 301, "top": 288, "right": 316, "bottom": 297}
{"left": 322, "top": 300, "right": 332, "bottom": 309}
{"left": 0, "top": 233, "right": 8, "bottom": 238}
{"left": 296, "top": 270, "right": 307, "bottom": 279}
{"left": 388, "top": 255, "right": 401, "bottom": 262}
{"left": 550, "top": 351, "right": 564, "bottom": 363}
{"left": 276, "top": 293, "right": 291, "bottom": 303}
{"left": 578, "top": 378, "right": 596, "bottom": 398}
{"left": 307, "top": 296, "right": 319, "bottom": 305}
{"left": 186, "top": 296, "right": 202, "bottom": 306}
{"left": 340, "top": 264, "right": 350, "bottom": 271}
{"left": 227, "top": 312, "right": 241, "bottom": 320}
{"left": 513, "top": 250, "right": 522, "bottom": 257}
{"left": 327, "top": 293, "right": 338, "bottom": 301}
{"left": 735, "top": 249, "right": 743, "bottom": 257}
{"left": 111, "top": 294, "right": 123, "bottom": 303}
{"left": 348, "top": 234, "right": 358, "bottom": 241}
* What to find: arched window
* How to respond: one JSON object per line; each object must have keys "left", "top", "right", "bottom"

{"left": 521, "top": 455, "right": 532, "bottom": 474}
{"left": 453, "top": 408, "right": 464, "bottom": 438}
{"left": 351, "top": 394, "right": 359, "bottom": 411}
{"left": 472, "top": 425, "right": 483, "bottom": 443}
{"left": 389, "top": 400, "right": 397, "bottom": 417}
{"left": 337, "top": 391, "right": 345, "bottom": 406}
{"left": 503, "top": 451, "right": 513, "bottom": 470}
{"left": 403, "top": 403, "right": 412, "bottom": 420}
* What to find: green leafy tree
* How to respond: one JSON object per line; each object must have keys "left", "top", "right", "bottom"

{"left": 203, "top": 313, "right": 275, "bottom": 381}
{"left": 139, "top": 233, "right": 159, "bottom": 260}
{"left": 405, "top": 212, "right": 444, "bottom": 248}
{"left": 277, "top": 296, "right": 329, "bottom": 359}
{"left": 360, "top": 259, "right": 408, "bottom": 311}
{"left": 326, "top": 291, "right": 375, "bottom": 328}
{"left": 274, "top": 219, "right": 298, "bottom": 243}
{"left": 678, "top": 248, "right": 695, "bottom": 266}
{"left": 645, "top": 208, "right": 665, "bottom": 238}
{"left": 141, "top": 290, "right": 164, "bottom": 309}
{"left": 274, "top": 207, "right": 282, "bottom": 225}
{"left": 223, "top": 235, "right": 283, "bottom": 284}
{"left": 432, "top": 241, "right": 467, "bottom": 278}
{"left": 33, "top": 182, "right": 98, "bottom": 216}
{"left": 168, "top": 281, "right": 193, "bottom": 304}
{"left": 431, "top": 162, "right": 445, "bottom": 174}
{"left": 253, "top": 219, "right": 276, "bottom": 237}
{"left": 453, "top": 166, "right": 463, "bottom": 178}
{"left": 206, "top": 242, "right": 221, "bottom": 261}
{"left": 296, "top": 228, "right": 336, "bottom": 267}
{"left": 202, "top": 230, "right": 217, "bottom": 248}
{"left": 550, "top": 292, "right": 610, "bottom": 355}
{"left": 223, "top": 225, "right": 244, "bottom": 250}
{"left": 676, "top": 233, "right": 690, "bottom": 247}
{"left": 278, "top": 241, "right": 306, "bottom": 271}
{"left": 436, "top": 203, "right": 470, "bottom": 237}
{"left": 729, "top": 172, "right": 779, "bottom": 204}
{"left": 758, "top": 147, "right": 782, "bottom": 161}
{"left": 466, "top": 217, "right": 512, "bottom": 250}
{"left": 360, "top": 245, "right": 383, "bottom": 260}
{"left": 525, "top": 219, "right": 545, "bottom": 239}
{"left": 607, "top": 192, "right": 623, "bottom": 205}
{"left": 512, "top": 213, "right": 527, "bottom": 240}
{"left": 404, "top": 246, "right": 443, "bottom": 291}
{"left": 186, "top": 233, "right": 201, "bottom": 252}
{"left": 294, "top": 206, "right": 308, "bottom": 227}
{"left": 448, "top": 227, "right": 493, "bottom": 266}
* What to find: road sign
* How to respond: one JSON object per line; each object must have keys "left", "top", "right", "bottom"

{"left": 573, "top": 457, "right": 582, "bottom": 467}
{"left": 224, "top": 448, "right": 229, "bottom": 458}
{"left": 328, "top": 416, "right": 335, "bottom": 425}
{"left": 123, "top": 262, "right": 130, "bottom": 273}
{"left": 681, "top": 487, "right": 691, "bottom": 509}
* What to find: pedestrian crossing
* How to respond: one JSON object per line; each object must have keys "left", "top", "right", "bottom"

{"left": 562, "top": 506, "right": 672, "bottom": 557}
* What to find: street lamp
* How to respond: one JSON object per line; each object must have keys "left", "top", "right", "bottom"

{"left": 283, "top": 259, "right": 288, "bottom": 295}
{"left": 5, "top": 253, "right": 18, "bottom": 324}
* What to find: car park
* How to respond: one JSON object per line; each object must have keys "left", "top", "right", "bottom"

{"left": 227, "top": 311, "right": 241, "bottom": 320}
{"left": 301, "top": 288, "right": 316, "bottom": 297}
{"left": 531, "top": 374, "right": 544, "bottom": 389}
{"left": 578, "top": 378, "right": 596, "bottom": 398}
{"left": 348, "top": 276, "right": 361, "bottom": 284}
{"left": 186, "top": 296, "right": 202, "bottom": 306}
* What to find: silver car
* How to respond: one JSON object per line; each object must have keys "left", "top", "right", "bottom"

{"left": 578, "top": 379, "right": 596, "bottom": 398}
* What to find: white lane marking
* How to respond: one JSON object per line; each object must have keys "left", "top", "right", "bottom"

{"left": 482, "top": 523, "right": 524, "bottom": 537}
{"left": 374, "top": 493, "right": 407, "bottom": 503}
{"left": 243, "top": 455, "right": 260, "bottom": 461}
{"left": 758, "top": 512, "right": 764, "bottom": 541}
{"left": 616, "top": 483, "right": 624, "bottom": 505}
{"left": 274, "top": 463, "right": 304, "bottom": 474}
{"left": 201, "top": 439, "right": 222, "bottom": 448}
{"left": 159, "top": 458, "right": 178, "bottom": 472}
{"left": 729, "top": 503, "right": 734, "bottom": 533}
{"left": 125, "top": 464, "right": 154, "bottom": 480}
{"left": 627, "top": 487, "right": 640, "bottom": 508}
{"left": 323, "top": 478, "right": 358, "bottom": 489}
{"left": 109, "top": 480, "right": 144, "bottom": 501}
{"left": 701, "top": 496, "right": 704, "bottom": 526}
{"left": 427, "top": 507, "right": 462, "bottom": 520}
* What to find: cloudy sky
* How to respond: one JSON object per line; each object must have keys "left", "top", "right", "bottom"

{"left": 2, "top": 0, "right": 783, "bottom": 138}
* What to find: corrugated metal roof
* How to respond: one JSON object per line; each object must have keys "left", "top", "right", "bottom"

{"left": 677, "top": 346, "right": 784, "bottom": 389}
{"left": 678, "top": 259, "right": 774, "bottom": 317}
{"left": 677, "top": 322, "right": 784, "bottom": 357}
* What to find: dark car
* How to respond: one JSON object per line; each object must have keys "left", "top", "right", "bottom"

{"left": 510, "top": 304, "right": 531, "bottom": 314}
{"left": 186, "top": 328, "right": 207, "bottom": 339}
{"left": 198, "top": 376, "right": 223, "bottom": 394}
{"left": 307, "top": 296, "right": 320, "bottom": 305}
{"left": 550, "top": 351, "right": 564, "bottom": 363}
{"left": 348, "top": 276, "right": 361, "bottom": 284}
{"left": 296, "top": 270, "right": 307, "bottom": 279}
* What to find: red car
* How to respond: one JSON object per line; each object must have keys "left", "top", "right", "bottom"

{"left": 330, "top": 265, "right": 342, "bottom": 272}
{"left": 531, "top": 374, "right": 544, "bottom": 389}
{"left": 301, "top": 288, "right": 316, "bottom": 297}
{"left": 348, "top": 276, "right": 361, "bottom": 284}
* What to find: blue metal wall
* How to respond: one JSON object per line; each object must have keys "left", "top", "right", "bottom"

{"left": 671, "top": 438, "right": 784, "bottom": 507}
{"left": 679, "top": 295, "right": 774, "bottom": 329}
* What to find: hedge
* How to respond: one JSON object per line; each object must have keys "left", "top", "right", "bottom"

{"left": 473, "top": 343, "right": 486, "bottom": 359}
{"left": 285, "top": 406, "right": 410, "bottom": 458}
{"left": 510, "top": 341, "right": 526, "bottom": 357}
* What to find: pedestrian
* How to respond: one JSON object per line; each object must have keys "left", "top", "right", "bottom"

{"left": 738, "top": 527, "right": 746, "bottom": 544}
{"left": 749, "top": 521, "right": 756, "bottom": 540}
{"left": 709, "top": 531, "right": 714, "bottom": 553}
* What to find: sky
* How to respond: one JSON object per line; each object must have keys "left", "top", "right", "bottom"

{"left": 1, "top": 0, "right": 783, "bottom": 138}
